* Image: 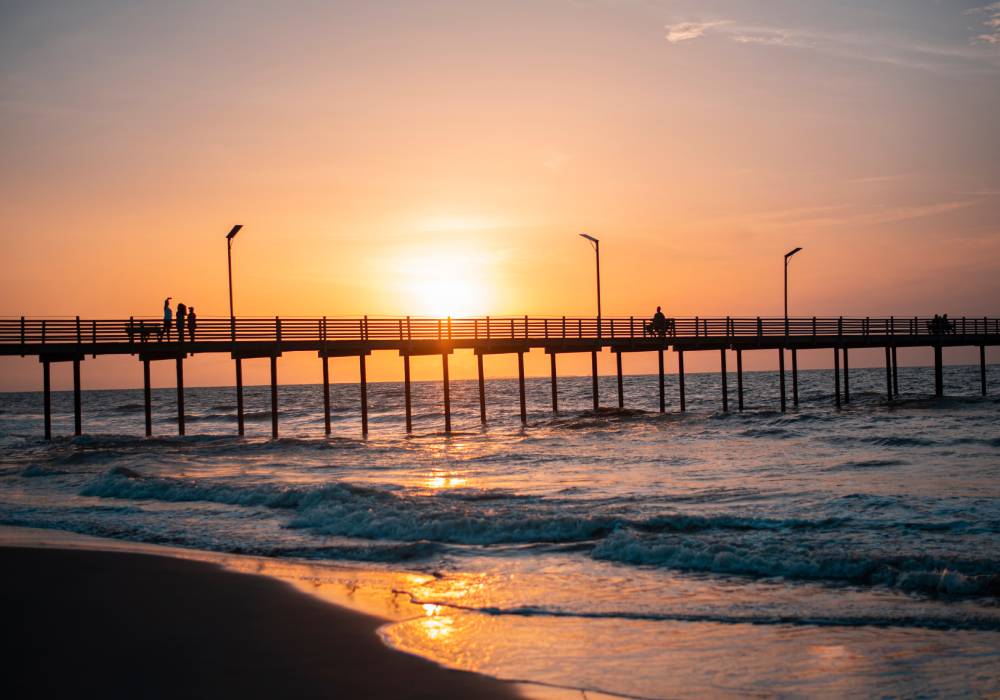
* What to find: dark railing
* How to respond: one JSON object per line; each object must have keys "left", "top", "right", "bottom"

{"left": 1, "top": 315, "right": 998, "bottom": 348}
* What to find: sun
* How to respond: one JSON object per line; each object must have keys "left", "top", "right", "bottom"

{"left": 398, "top": 251, "right": 492, "bottom": 317}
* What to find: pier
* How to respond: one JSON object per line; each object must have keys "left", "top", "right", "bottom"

{"left": 2, "top": 315, "right": 997, "bottom": 439}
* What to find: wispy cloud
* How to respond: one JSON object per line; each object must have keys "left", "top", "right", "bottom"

{"left": 664, "top": 21, "right": 728, "bottom": 43}
{"left": 663, "top": 14, "right": 1000, "bottom": 74}
{"left": 966, "top": 2, "right": 1000, "bottom": 44}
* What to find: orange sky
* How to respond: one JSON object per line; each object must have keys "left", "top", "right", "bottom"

{"left": 2, "top": 0, "right": 998, "bottom": 390}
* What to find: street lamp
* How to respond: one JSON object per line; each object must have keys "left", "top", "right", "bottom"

{"left": 579, "top": 233, "right": 601, "bottom": 337}
{"left": 226, "top": 224, "right": 243, "bottom": 339}
{"left": 784, "top": 247, "right": 802, "bottom": 333}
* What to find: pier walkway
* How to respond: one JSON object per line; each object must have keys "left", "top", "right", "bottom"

{"left": 2, "top": 315, "right": 997, "bottom": 439}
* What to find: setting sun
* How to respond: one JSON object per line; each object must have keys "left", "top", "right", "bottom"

{"left": 394, "top": 249, "right": 494, "bottom": 317}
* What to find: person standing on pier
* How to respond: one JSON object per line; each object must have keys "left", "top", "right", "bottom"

{"left": 176, "top": 302, "right": 187, "bottom": 342}
{"left": 187, "top": 307, "right": 196, "bottom": 342}
{"left": 162, "top": 297, "right": 172, "bottom": 341}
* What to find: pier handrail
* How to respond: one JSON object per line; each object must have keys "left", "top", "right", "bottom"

{"left": 1, "top": 315, "right": 998, "bottom": 346}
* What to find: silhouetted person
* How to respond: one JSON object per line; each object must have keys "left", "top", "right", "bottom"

{"left": 188, "top": 307, "right": 196, "bottom": 342}
{"left": 653, "top": 306, "right": 666, "bottom": 336}
{"left": 176, "top": 303, "right": 187, "bottom": 342}
{"left": 163, "top": 298, "right": 173, "bottom": 341}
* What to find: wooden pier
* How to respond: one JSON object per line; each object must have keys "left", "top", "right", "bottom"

{"left": 2, "top": 315, "right": 997, "bottom": 439}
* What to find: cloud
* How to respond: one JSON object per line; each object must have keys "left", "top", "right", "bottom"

{"left": 966, "top": 2, "right": 1000, "bottom": 44}
{"left": 664, "top": 21, "right": 727, "bottom": 43}
{"left": 662, "top": 16, "right": 1000, "bottom": 74}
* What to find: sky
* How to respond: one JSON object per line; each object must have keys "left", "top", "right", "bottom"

{"left": 1, "top": 0, "right": 998, "bottom": 390}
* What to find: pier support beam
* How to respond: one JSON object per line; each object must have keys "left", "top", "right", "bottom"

{"left": 657, "top": 349, "right": 665, "bottom": 413}
{"left": 934, "top": 345, "right": 943, "bottom": 397}
{"left": 72, "top": 359, "right": 82, "bottom": 436}
{"left": 720, "top": 349, "right": 728, "bottom": 412}
{"left": 892, "top": 346, "right": 899, "bottom": 397}
{"left": 779, "top": 349, "right": 786, "bottom": 413}
{"left": 404, "top": 355, "right": 413, "bottom": 432}
{"left": 42, "top": 360, "right": 51, "bottom": 441}
{"left": 791, "top": 348, "right": 799, "bottom": 407}
{"left": 736, "top": 349, "right": 744, "bottom": 412}
{"left": 616, "top": 351, "right": 624, "bottom": 410}
{"left": 591, "top": 351, "right": 599, "bottom": 410}
{"left": 981, "top": 345, "right": 987, "bottom": 396}
{"left": 176, "top": 357, "right": 185, "bottom": 436}
{"left": 834, "top": 347, "right": 841, "bottom": 409}
{"left": 678, "top": 350, "right": 686, "bottom": 412}
{"left": 550, "top": 353, "right": 559, "bottom": 413}
{"left": 322, "top": 356, "right": 331, "bottom": 435}
{"left": 518, "top": 352, "right": 527, "bottom": 424}
{"left": 885, "top": 346, "right": 892, "bottom": 401}
{"left": 360, "top": 354, "right": 369, "bottom": 436}
{"left": 477, "top": 353, "right": 486, "bottom": 424}
{"left": 270, "top": 356, "right": 278, "bottom": 439}
{"left": 843, "top": 348, "right": 851, "bottom": 404}
{"left": 442, "top": 353, "right": 452, "bottom": 433}
{"left": 235, "top": 359, "right": 245, "bottom": 437}
{"left": 143, "top": 359, "right": 152, "bottom": 437}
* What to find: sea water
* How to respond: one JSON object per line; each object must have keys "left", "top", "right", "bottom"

{"left": 2, "top": 365, "right": 998, "bottom": 698}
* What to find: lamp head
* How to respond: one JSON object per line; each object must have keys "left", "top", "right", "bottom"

{"left": 579, "top": 233, "right": 598, "bottom": 244}
{"left": 226, "top": 224, "right": 243, "bottom": 240}
{"left": 784, "top": 246, "right": 802, "bottom": 260}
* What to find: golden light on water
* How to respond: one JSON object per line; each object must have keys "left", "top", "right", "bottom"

{"left": 426, "top": 475, "right": 469, "bottom": 490}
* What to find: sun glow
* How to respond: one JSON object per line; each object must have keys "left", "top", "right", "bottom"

{"left": 394, "top": 249, "right": 494, "bottom": 317}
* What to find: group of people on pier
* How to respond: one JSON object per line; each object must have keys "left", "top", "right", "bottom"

{"left": 163, "top": 297, "right": 196, "bottom": 342}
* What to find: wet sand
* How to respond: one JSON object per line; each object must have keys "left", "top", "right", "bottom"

{"left": 1, "top": 546, "right": 521, "bottom": 699}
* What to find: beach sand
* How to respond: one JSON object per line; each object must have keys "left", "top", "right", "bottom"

{"left": 2, "top": 546, "right": 521, "bottom": 699}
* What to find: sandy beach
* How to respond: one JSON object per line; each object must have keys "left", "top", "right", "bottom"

{"left": 2, "top": 545, "right": 520, "bottom": 700}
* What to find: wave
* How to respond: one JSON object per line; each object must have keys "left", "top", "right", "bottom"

{"left": 390, "top": 592, "right": 1000, "bottom": 631}
{"left": 590, "top": 530, "right": 1000, "bottom": 596}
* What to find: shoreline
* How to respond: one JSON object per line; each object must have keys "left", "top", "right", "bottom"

{"left": 1, "top": 531, "right": 523, "bottom": 700}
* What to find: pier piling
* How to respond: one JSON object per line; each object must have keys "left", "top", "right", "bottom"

{"left": 779, "top": 349, "right": 786, "bottom": 412}
{"left": 360, "top": 354, "right": 368, "bottom": 436}
{"left": 477, "top": 353, "right": 486, "bottom": 423}
{"left": 518, "top": 352, "right": 527, "bottom": 424}
{"left": 678, "top": 350, "right": 686, "bottom": 412}
{"left": 550, "top": 353, "right": 559, "bottom": 413}
{"left": 834, "top": 347, "right": 841, "bottom": 409}
{"left": 143, "top": 359, "right": 152, "bottom": 437}
{"left": 176, "top": 357, "right": 185, "bottom": 436}
{"left": 404, "top": 355, "right": 413, "bottom": 432}
{"left": 72, "top": 358, "right": 82, "bottom": 436}
{"left": 270, "top": 356, "right": 278, "bottom": 439}
{"left": 42, "top": 360, "right": 51, "bottom": 440}
{"left": 892, "top": 346, "right": 899, "bottom": 397}
{"left": 322, "top": 356, "right": 331, "bottom": 435}
{"left": 657, "top": 349, "right": 665, "bottom": 413}
{"left": 885, "top": 347, "right": 892, "bottom": 401}
{"left": 736, "top": 349, "right": 744, "bottom": 411}
{"left": 981, "top": 345, "right": 987, "bottom": 396}
{"left": 235, "top": 359, "right": 245, "bottom": 436}
{"left": 591, "top": 351, "right": 599, "bottom": 410}
{"left": 616, "top": 351, "right": 624, "bottom": 410}
{"left": 934, "top": 345, "right": 943, "bottom": 397}
{"left": 720, "top": 349, "right": 728, "bottom": 412}
{"left": 442, "top": 353, "right": 452, "bottom": 433}
{"left": 791, "top": 348, "right": 799, "bottom": 407}
{"left": 843, "top": 348, "right": 851, "bottom": 404}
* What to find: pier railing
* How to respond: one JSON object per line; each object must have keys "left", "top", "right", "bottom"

{"left": 2, "top": 315, "right": 998, "bottom": 347}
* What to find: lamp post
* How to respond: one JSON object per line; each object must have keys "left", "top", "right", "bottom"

{"left": 784, "top": 246, "right": 802, "bottom": 334}
{"left": 226, "top": 225, "right": 243, "bottom": 340}
{"left": 579, "top": 233, "right": 601, "bottom": 337}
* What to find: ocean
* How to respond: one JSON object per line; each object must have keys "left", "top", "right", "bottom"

{"left": 2, "top": 364, "right": 999, "bottom": 698}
